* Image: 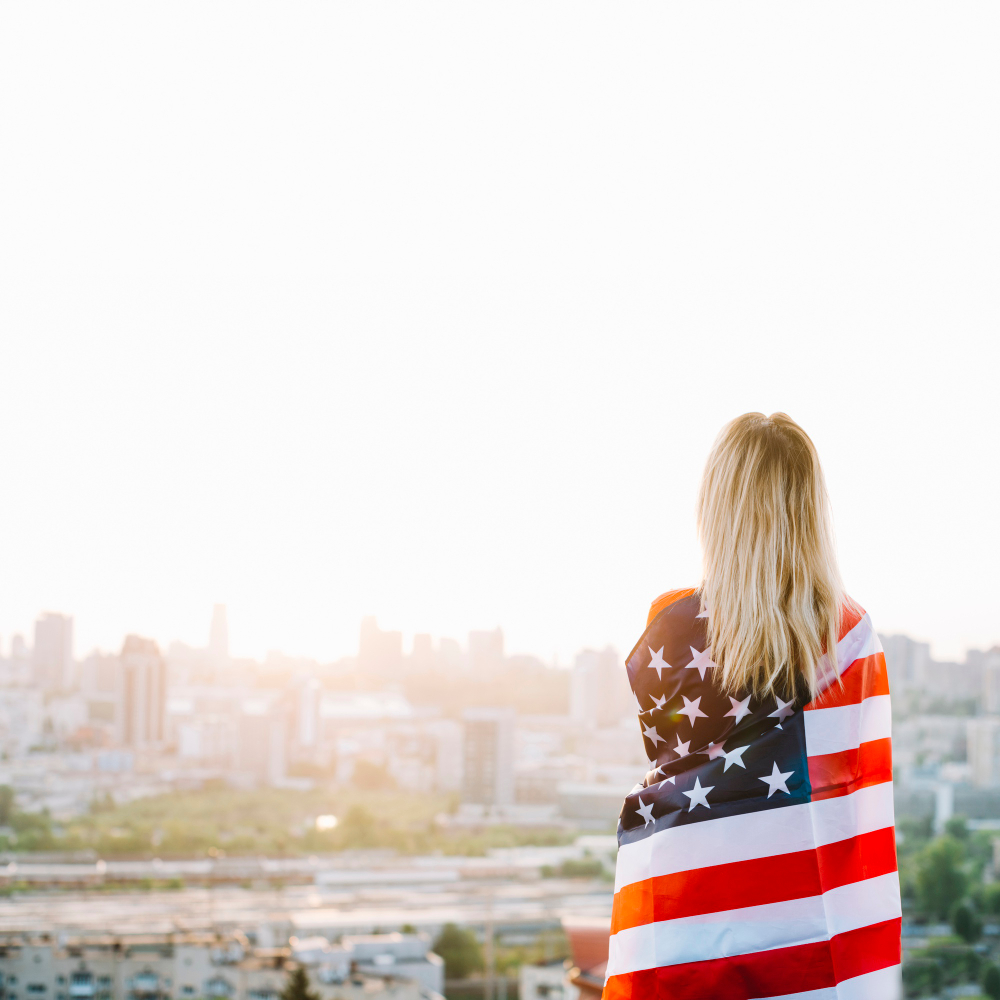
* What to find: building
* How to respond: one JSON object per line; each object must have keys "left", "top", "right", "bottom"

{"left": 340, "top": 933, "right": 444, "bottom": 995}
{"left": 209, "top": 604, "right": 229, "bottom": 664}
{"left": 0, "top": 932, "right": 434, "bottom": 1000}
{"left": 410, "top": 633, "right": 433, "bottom": 669}
{"left": 570, "top": 648, "right": 626, "bottom": 729}
{"left": 120, "top": 635, "right": 166, "bottom": 748}
{"left": 32, "top": 612, "right": 74, "bottom": 691}
{"left": 520, "top": 961, "right": 579, "bottom": 1000}
{"left": 968, "top": 717, "right": 1000, "bottom": 787}
{"left": 237, "top": 698, "right": 287, "bottom": 784}
{"left": 296, "top": 677, "right": 321, "bottom": 749}
{"left": 359, "top": 617, "right": 403, "bottom": 675}
{"left": 975, "top": 647, "right": 1000, "bottom": 713}
{"left": 0, "top": 687, "right": 44, "bottom": 756}
{"left": 880, "top": 633, "right": 931, "bottom": 696}
{"left": 468, "top": 628, "right": 504, "bottom": 671}
{"left": 432, "top": 719, "right": 464, "bottom": 792}
{"left": 462, "top": 708, "right": 515, "bottom": 807}
{"left": 79, "top": 651, "right": 123, "bottom": 739}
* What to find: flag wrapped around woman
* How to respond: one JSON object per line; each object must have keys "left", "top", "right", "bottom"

{"left": 604, "top": 414, "right": 901, "bottom": 1000}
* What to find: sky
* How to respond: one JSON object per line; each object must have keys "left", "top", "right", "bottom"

{"left": 1, "top": 5, "right": 998, "bottom": 666}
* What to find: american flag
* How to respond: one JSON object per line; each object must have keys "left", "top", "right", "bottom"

{"left": 603, "top": 589, "right": 901, "bottom": 1000}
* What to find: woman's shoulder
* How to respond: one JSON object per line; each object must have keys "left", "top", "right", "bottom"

{"left": 839, "top": 596, "right": 868, "bottom": 641}
{"left": 647, "top": 587, "right": 698, "bottom": 627}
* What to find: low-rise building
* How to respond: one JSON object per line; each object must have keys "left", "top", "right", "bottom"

{"left": 0, "top": 933, "right": 438, "bottom": 1000}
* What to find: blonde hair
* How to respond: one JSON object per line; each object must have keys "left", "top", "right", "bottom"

{"left": 697, "top": 412, "right": 846, "bottom": 700}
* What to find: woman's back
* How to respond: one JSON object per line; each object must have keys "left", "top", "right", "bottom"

{"left": 604, "top": 414, "right": 901, "bottom": 1000}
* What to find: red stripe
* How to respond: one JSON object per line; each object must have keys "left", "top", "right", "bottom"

{"left": 838, "top": 601, "right": 865, "bottom": 641}
{"left": 602, "top": 918, "right": 901, "bottom": 1000}
{"left": 807, "top": 738, "right": 893, "bottom": 801}
{"left": 610, "top": 827, "right": 897, "bottom": 933}
{"left": 805, "top": 653, "right": 889, "bottom": 711}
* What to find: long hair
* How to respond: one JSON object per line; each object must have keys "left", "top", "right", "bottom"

{"left": 696, "top": 412, "right": 846, "bottom": 700}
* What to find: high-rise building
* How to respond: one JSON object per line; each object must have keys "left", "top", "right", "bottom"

{"left": 468, "top": 629, "right": 504, "bottom": 672}
{"left": 120, "top": 635, "right": 166, "bottom": 748}
{"left": 80, "top": 651, "right": 122, "bottom": 737}
{"left": 879, "top": 634, "right": 930, "bottom": 695}
{"left": 462, "top": 707, "right": 515, "bottom": 807}
{"left": 32, "top": 612, "right": 74, "bottom": 691}
{"left": 208, "top": 604, "right": 229, "bottom": 663}
{"left": 438, "top": 637, "right": 462, "bottom": 669}
{"left": 359, "top": 617, "right": 403, "bottom": 674}
{"left": 237, "top": 698, "right": 287, "bottom": 784}
{"left": 10, "top": 634, "right": 28, "bottom": 662}
{"left": 410, "top": 633, "right": 433, "bottom": 668}
{"left": 975, "top": 647, "right": 1000, "bottom": 713}
{"left": 968, "top": 717, "right": 1000, "bottom": 787}
{"left": 296, "top": 678, "right": 320, "bottom": 748}
{"left": 431, "top": 720, "right": 464, "bottom": 792}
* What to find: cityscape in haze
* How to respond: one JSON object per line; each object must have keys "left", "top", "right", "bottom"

{"left": 0, "top": 606, "right": 640, "bottom": 821}
{"left": 1, "top": 605, "right": 1000, "bottom": 996}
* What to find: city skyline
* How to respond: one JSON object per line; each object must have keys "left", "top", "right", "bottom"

{"left": 3, "top": 602, "right": 997, "bottom": 671}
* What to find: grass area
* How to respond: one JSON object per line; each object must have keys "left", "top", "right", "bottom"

{"left": 0, "top": 783, "right": 583, "bottom": 859}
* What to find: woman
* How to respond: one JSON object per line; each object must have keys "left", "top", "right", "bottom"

{"left": 603, "top": 413, "right": 901, "bottom": 1000}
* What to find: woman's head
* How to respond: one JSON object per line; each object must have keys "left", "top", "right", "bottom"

{"left": 697, "top": 412, "right": 845, "bottom": 699}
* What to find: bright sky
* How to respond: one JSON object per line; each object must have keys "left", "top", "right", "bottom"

{"left": 1, "top": 5, "right": 997, "bottom": 665}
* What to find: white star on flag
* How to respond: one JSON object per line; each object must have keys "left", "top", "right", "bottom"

{"left": 647, "top": 692, "right": 668, "bottom": 711}
{"left": 768, "top": 697, "right": 795, "bottom": 729}
{"left": 700, "top": 741, "right": 727, "bottom": 761}
{"left": 678, "top": 695, "right": 708, "bottom": 727}
{"left": 724, "top": 695, "right": 752, "bottom": 726}
{"left": 722, "top": 745, "right": 750, "bottom": 771}
{"left": 672, "top": 736, "right": 691, "bottom": 758}
{"left": 686, "top": 645, "right": 717, "bottom": 681}
{"left": 636, "top": 796, "right": 656, "bottom": 826}
{"left": 682, "top": 776, "right": 714, "bottom": 811}
{"left": 759, "top": 762, "right": 794, "bottom": 798}
{"left": 642, "top": 721, "right": 666, "bottom": 747}
{"left": 647, "top": 646, "right": 672, "bottom": 680}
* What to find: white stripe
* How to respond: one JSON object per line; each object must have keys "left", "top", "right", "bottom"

{"left": 768, "top": 964, "right": 902, "bottom": 1000}
{"left": 606, "top": 874, "right": 900, "bottom": 977}
{"left": 815, "top": 612, "right": 881, "bottom": 694}
{"left": 804, "top": 695, "right": 892, "bottom": 757}
{"left": 615, "top": 781, "right": 895, "bottom": 892}
{"left": 834, "top": 964, "right": 902, "bottom": 1000}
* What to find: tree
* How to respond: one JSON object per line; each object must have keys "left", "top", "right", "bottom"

{"left": 985, "top": 883, "right": 1000, "bottom": 915}
{"left": 336, "top": 805, "right": 378, "bottom": 849}
{"left": 280, "top": 967, "right": 320, "bottom": 1000}
{"left": 945, "top": 815, "right": 970, "bottom": 841}
{"left": 916, "top": 836, "right": 968, "bottom": 921}
{"left": 984, "top": 963, "right": 1000, "bottom": 1000}
{"left": 902, "top": 959, "right": 942, "bottom": 996}
{"left": 952, "top": 900, "right": 982, "bottom": 943}
{"left": 0, "top": 785, "right": 14, "bottom": 826}
{"left": 433, "top": 923, "right": 484, "bottom": 980}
